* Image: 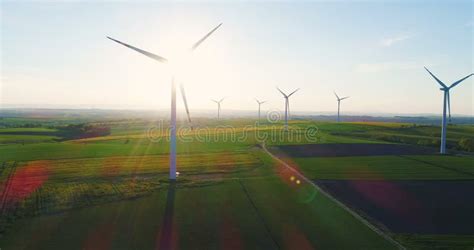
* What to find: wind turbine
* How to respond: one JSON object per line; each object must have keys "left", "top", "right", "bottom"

{"left": 277, "top": 87, "right": 299, "bottom": 130}
{"left": 424, "top": 67, "right": 473, "bottom": 154}
{"left": 107, "top": 23, "right": 222, "bottom": 180}
{"left": 255, "top": 99, "right": 266, "bottom": 122}
{"left": 334, "top": 91, "right": 349, "bottom": 122}
{"left": 212, "top": 98, "right": 225, "bottom": 120}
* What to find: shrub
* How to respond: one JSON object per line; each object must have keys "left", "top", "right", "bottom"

{"left": 458, "top": 138, "right": 474, "bottom": 152}
{"left": 417, "top": 139, "right": 432, "bottom": 147}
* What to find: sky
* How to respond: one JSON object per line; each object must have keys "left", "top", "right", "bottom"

{"left": 1, "top": 0, "right": 473, "bottom": 116}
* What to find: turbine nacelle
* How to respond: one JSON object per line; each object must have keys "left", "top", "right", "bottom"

{"left": 167, "top": 55, "right": 193, "bottom": 76}
{"left": 255, "top": 98, "right": 266, "bottom": 105}
{"left": 276, "top": 87, "right": 299, "bottom": 98}
{"left": 212, "top": 97, "right": 225, "bottom": 104}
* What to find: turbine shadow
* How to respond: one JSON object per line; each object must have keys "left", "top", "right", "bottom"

{"left": 158, "top": 180, "right": 177, "bottom": 250}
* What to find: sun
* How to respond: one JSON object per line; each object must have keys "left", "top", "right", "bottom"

{"left": 166, "top": 51, "right": 194, "bottom": 77}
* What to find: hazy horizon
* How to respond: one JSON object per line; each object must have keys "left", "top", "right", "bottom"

{"left": 1, "top": 105, "right": 474, "bottom": 119}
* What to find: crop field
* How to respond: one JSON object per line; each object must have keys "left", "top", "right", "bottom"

{"left": 0, "top": 128, "right": 60, "bottom": 144}
{"left": 0, "top": 117, "right": 473, "bottom": 249}
{"left": 315, "top": 180, "right": 474, "bottom": 234}
{"left": 273, "top": 133, "right": 474, "bottom": 249}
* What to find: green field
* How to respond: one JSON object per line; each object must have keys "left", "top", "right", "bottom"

{"left": 0, "top": 128, "right": 60, "bottom": 144}
{"left": 289, "top": 155, "right": 474, "bottom": 180}
{"left": 1, "top": 117, "right": 473, "bottom": 249}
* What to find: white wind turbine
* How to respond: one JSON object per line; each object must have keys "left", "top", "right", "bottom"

{"left": 107, "top": 23, "right": 222, "bottom": 180}
{"left": 334, "top": 91, "right": 349, "bottom": 122}
{"left": 424, "top": 67, "right": 473, "bottom": 154}
{"left": 212, "top": 98, "right": 225, "bottom": 120}
{"left": 255, "top": 98, "right": 266, "bottom": 122}
{"left": 277, "top": 87, "right": 299, "bottom": 130}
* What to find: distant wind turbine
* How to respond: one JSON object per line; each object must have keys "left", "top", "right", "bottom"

{"left": 255, "top": 98, "right": 266, "bottom": 122}
{"left": 107, "top": 23, "right": 222, "bottom": 180}
{"left": 277, "top": 87, "right": 299, "bottom": 130}
{"left": 424, "top": 67, "right": 473, "bottom": 154}
{"left": 334, "top": 91, "right": 350, "bottom": 122}
{"left": 212, "top": 98, "right": 225, "bottom": 120}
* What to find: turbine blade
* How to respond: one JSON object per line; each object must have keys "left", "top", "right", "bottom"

{"left": 219, "top": 97, "right": 225, "bottom": 103}
{"left": 211, "top": 99, "right": 218, "bottom": 103}
{"left": 341, "top": 96, "right": 350, "bottom": 100}
{"left": 107, "top": 36, "right": 168, "bottom": 63}
{"left": 334, "top": 91, "right": 340, "bottom": 100}
{"left": 449, "top": 73, "right": 474, "bottom": 89}
{"left": 276, "top": 87, "right": 287, "bottom": 97}
{"left": 288, "top": 88, "right": 300, "bottom": 97}
{"left": 190, "top": 23, "right": 223, "bottom": 51}
{"left": 424, "top": 67, "right": 448, "bottom": 89}
{"left": 179, "top": 84, "right": 192, "bottom": 124}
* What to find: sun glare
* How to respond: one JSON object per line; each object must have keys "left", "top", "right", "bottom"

{"left": 166, "top": 51, "right": 194, "bottom": 77}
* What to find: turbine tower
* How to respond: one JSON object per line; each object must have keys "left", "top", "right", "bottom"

{"left": 212, "top": 98, "right": 225, "bottom": 120}
{"left": 255, "top": 98, "right": 266, "bottom": 122}
{"left": 107, "top": 23, "right": 222, "bottom": 180}
{"left": 334, "top": 91, "right": 349, "bottom": 122}
{"left": 424, "top": 67, "right": 473, "bottom": 154}
{"left": 277, "top": 87, "right": 299, "bottom": 130}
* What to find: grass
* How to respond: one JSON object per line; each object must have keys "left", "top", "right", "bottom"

{"left": 0, "top": 134, "right": 60, "bottom": 144}
{"left": 394, "top": 234, "right": 474, "bottom": 250}
{"left": 288, "top": 155, "right": 474, "bottom": 180}
{"left": 0, "top": 178, "right": 397, "bottom": 249}
{"left": 1, "top": 191, "right": 168, "bottom": 249}
{"left": 242, "top": 178, "right": 395, "bottom": 249}
{"left": 329, "top": 122, "right": 474, "bottom": 150}
{"left": 1, "top": 118, "right": 473, "bottom": 249}
{"left": 0, "top": 127, "right": 60, "bottom": 144}
{"left": 0, "top": 139, "right": 255, "bottom": 162}
{"left": 172, "top": 180, "right": 277, "bottom": 249}
{"left": 0, "top": 128, "right": 59, "bottom": 133}
{"left": 12, "top": 151, "right": 263, "bottom": 180}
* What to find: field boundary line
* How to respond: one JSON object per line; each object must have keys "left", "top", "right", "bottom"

{"left": 238, "top": 180, "right": 280, "bottom": 250}
{"left": 261, "top": 142, "right": 406, "bottom": 250}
